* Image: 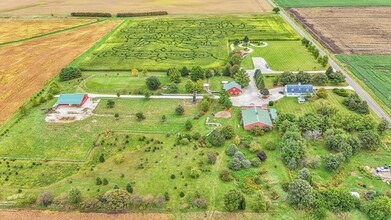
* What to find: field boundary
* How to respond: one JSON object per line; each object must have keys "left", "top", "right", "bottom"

{"left": 0, "top": 19, "right": 102, "bottom": 46}
{"left": 69, "top": 20, "right": 126, "bottom": 67}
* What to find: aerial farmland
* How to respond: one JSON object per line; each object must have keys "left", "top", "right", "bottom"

{"left": 0, "top": 0, "right": 390, "bottom": 220}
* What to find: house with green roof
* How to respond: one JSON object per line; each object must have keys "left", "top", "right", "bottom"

{"left": 223, "top": 81, "right": 242, "bottom": 96}
{"left": 54, "top": 94, "right": 89, "bottom": 108}
{"left": 241, "top": 106, "right": 276, "bottom": 130}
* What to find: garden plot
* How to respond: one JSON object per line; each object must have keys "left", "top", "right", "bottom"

{"left": 79, "top": 15, "right": 299, "bottom": 70}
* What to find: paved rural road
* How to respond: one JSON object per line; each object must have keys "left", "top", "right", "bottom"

{"left": 265, "top": 0, "right": 391, "bottom": 123}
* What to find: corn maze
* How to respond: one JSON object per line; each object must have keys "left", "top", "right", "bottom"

{"left": 79, "top": 16, "right": 299, "bottom": 70}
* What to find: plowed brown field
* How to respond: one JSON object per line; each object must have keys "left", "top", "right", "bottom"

{"left": 0, "top": 20, "right": 120, "bottom": 124}
{"left": 287, "top": 7, "right": 391, "bottom": 55}
{"left": 0, "top": 19, "right": 95, "bottom": 44}
{"left": 0, "top": 0, "right": 272, "bottom": 14}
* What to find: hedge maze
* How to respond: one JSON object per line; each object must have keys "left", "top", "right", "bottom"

{"left": 80, "top": 16, "right": 299, "bottom": 70}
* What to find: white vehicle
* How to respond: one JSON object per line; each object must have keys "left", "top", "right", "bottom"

{"left": 376, "top": 166, "right": 390, "bottom": 172}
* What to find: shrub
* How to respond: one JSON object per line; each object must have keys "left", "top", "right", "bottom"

{"left": 192, "top": 132, "right": 201, "bottom": 140}
{"left": 298, "top": 168, "right": 310, "bottom": 181}
{"left": 252, "top": 192, "right": 267, "bottom": 212}
{"left": 179, "top": 192, "right": 185, "bottom": 197}
{"left": 221, "top": 125, "right": 235, "bottom": 139}
{"left": 223, "top": 189, "right": 245, "bottom": 211}
{"left": 99, "top": 154, "right": 105, "bottom": 163}
{"left": 257, "top": 151, "right": 267, "bottom": 161}
{"left": 191, "top": 193, "right": 207, "bottom": 209}
{"left": 316, "top": 88, "right": 328, "bottom": 99}
{"left": 226, "top": 144, "right": 238, "bottom": 156}
{"left": 117, "top": 11, "right": 168, "bottom": 17}
{"left": 333, "top": 88, "right": 349, "bottom": 97}
{"left": 96, "top": 177, "right": 102, "bottom": 185}
{"left": 107, "top": 100, "right": 115, "bottom": 108}
{"left": 175, "top": 105, "right": 184, "bottom": 115}
{"left": 207, "top": 151, "right": 216, "bottom": 165}
{"left": 170, "top": 174, "right": 176, "bottom": 179}
{"left": 103, "top": 189, "right": 131, "bottom": 210}
{"left": 167, "top": 83, "right": 179, "bottom": 93}
{"left": 323, "top": 154, "right": 343, "bottom": 172}
{"left": 220, "top": 169, "right": 233, "bottom": 182}
{"left": 71, "top": 12, "right": 112, "bottom": 17}
{"left": 200, "top": 99, "right": 210, "bottom": 112}
{"left": 250, "top": 157, "right": 262, "bottom": 167}
{"left": 288, "top": 179, "right": 315, "bottom": 209}
{"left": 320, "top": 188, "right": 359, "bottom": 212}
{"left": 126, "top": 183, "right": 133, "bottom": 193}
{"left": 250, "top": 125, "right": 264, "bottom": 136}
{"left": 268, "top": 101, "right": 274, "bottom": 106}
{"left": 363, "top": 196, "right": 391, "bottom": 220}
{"left": 114, "top": 154, "right": 125, "bottom": 164}
{"left": 207, "top": 129, "right": 225, "bottom": 147}
{"left": 36, "top": 192, "right": 53, "bottom": 206}
{"left": 103, "top": 178, "right": 108, "bottom": 185}
{"left": 68, "top": 188, "right": 82, "bottom": 204}
{"left": 59, "top": 67, "right": 81, "bottom": 81}
{"left": 185, "top": 120, "right": 193, "bottom": 131}
{"left": 190, "top": 167, "right": 202, "bottom": 178}
{"left": 146, "top": 76, "right": 161, "bottom": 90}
{"left": 233, "top": 151, "right": 245, "bottom": 161}
{"left": 229, "top": 157, "right": 242, "bottom": 171}
{"left": 358, "top": 130, "right": 382, "bottom": 150}
{"left": 136, "top": 112, "right": 146, "bottom": 121}
{"left": 241, "top": 160, "right": 251, "bottom": 169}
{"left": 264, "top": 140, "right": 276, "bottom": 151}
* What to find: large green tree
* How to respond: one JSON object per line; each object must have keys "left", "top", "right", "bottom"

{"left": 223, "top": 189, "right": 246, "bottom": 211}
{"left": 190, "top": 66, "right": 205, "bottom": 82}
{"left": 234, "top": 69, "right": 250, "bottom": 87}
{"left": 287, "top": 179, "right": 315, "bottom": 209}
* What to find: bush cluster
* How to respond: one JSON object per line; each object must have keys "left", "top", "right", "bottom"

{"left": 117, "top": 11, "right": 168, "bottom": 17}
{"left": 59, "top": 67, "right": 82, "bottom": 81}
{"left": 71, "top": 12, "right": 112, "bottom": 17}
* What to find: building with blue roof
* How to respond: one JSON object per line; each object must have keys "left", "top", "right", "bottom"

{"left": 284, "top": 84, "right": 313, "bottom": 97}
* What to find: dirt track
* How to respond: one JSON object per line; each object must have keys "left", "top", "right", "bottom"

{"left": 0, "top": 210, "right": 172, "bottom": 220}
{"left": 287, "top": 7, "right": 391, "bottom": 55}
{"left": 0, "top": 0, "right": 272, "bottom": 15}
{"left": 0, "top": 20, "right": 120, "bottom": 124}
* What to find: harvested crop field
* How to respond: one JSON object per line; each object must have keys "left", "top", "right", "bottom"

{"left": 0, "top": 0, "right": 272, "bottom": 14}
{"left": 0, "top": 19, "right": 95, "bottom": 44}
{"left": 0, "top": 20, "right": 120, "bottom": 124}
{"left": 287, "top": 7, "right": 391, "bottom": 55}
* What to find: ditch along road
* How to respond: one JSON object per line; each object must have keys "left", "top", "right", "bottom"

{"left": 265, "top": 0, "right": 391, "bottom": 124}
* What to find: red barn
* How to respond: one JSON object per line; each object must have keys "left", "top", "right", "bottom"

{"left": 241, "top": 106, "right": 274, "bottom": 130}
{"left": 223, "top": 81, "right": 242, "bottom": 96}
{"left": 54, "top": 94, "right": 88, "bottom": 108}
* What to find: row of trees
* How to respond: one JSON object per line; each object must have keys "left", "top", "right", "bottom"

{"left": 279, "top": 69, "right": 345, "bottom": 86}
{"left": 301, "top": 38, "right": 328, "bottom": 67}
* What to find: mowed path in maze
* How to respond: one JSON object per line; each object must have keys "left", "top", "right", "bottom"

{"left": 0, "top": 20, "right": 120, "bottom": 124}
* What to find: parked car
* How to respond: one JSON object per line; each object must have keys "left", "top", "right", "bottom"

{"left": 278, "top": 91, "right": 284, "bottom": 95}
{"left": 376, "top": 166, "right": 390, "bottom": 172}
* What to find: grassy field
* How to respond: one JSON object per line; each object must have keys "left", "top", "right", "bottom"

{"left": 274, "top": 0, "right": 391, "bottom": 7}
{"left": 239, "top": 41, "right": 323, "bottom": 71}
{"left": 80, "top": 72, "right": 232, "bottom": 94}
{"left": 0, "top": 99, "right": 198, "bottom": 160}
{"left": 337, "top": 55, "right": 391, "bottom": 112}
{"left": 78, "top": 15, "right": 299, "bottom": 70}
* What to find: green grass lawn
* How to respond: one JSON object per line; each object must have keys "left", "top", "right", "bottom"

{"left": 0, "top": 99, "right": 199, "bottom": 160}
{"left": 78, "top": 15, "right": 299, "bottom": 70}
{"left": 80, "top": 72, "right": 232, "bottom": 94}
{"left": 240, "top": 41, "right": 324, "bottom": 71}
{"left": 337, "top": 55, "right": 391, "bottom": 116}
{"left": 274, "top": 0, "right": 391, "bottom": 7}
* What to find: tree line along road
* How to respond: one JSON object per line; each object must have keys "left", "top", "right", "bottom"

{"left": 264, "top": 0, "right": 391, "bottom": 123}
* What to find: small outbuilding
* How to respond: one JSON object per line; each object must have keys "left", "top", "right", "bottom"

{"left": 284, "top": 84, "right": 313, "bottom": 97}
{"left": 241, "top": 106, "right": 275, "bottom": 130}
{"left": 54, "top": 94, "right": 89, "bottom": 108}
{"left": 223, "top": 81, "right": 242, "bottom": 96}
{"left": 298, "top": 96, "right": 306, "bottom": 104}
